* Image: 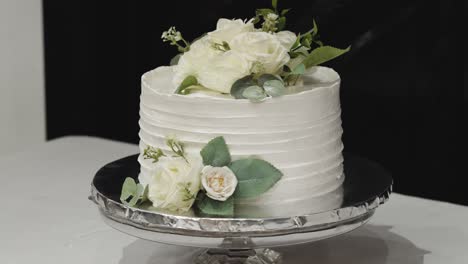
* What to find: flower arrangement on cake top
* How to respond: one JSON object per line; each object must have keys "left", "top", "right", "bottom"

{"left": 161, "top": 0, "right": 349, "bottom": 102}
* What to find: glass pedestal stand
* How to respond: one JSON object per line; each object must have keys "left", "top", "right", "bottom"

{"left": 194, "top": 248, "right": 281, "bottom": 264}
{"left": 90, "top": 154, "right": 392, "bottom": 264}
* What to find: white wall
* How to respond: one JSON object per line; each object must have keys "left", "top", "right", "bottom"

{"left": 0, "top": 0, "right": 45, "bottom": 156}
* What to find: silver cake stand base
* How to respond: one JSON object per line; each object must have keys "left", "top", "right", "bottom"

{"left": 90, "top": 154, "right": 392, "bottom": 264}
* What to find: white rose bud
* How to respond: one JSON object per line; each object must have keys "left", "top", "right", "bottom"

{"left": 147, "top": 156, "right": 203, "bottom": 212}
{"left": 208, "top": 18, "right": 255, "bottom": 44}
{"left": 201, "top": 166, "right": 238, "bottom": 201}
{"left": 230, "top": 32, "right": 290, "bottom": 74}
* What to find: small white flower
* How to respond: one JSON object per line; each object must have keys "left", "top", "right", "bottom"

{"left": 162, "top": 26, "right": 179, "bottom": 42}
{"left": 201, "top": 166, "right": 238, "bottom": 201}
{"left": 147, "top": 156, "right": 203, "bottom": 212}
{"left": 267, "top": 13, "right": 279, "bottom": 20}
{"left": 173, "top": 32, "right": 182, "bottom": 41}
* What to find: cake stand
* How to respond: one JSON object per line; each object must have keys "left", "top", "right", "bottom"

{"left": 90, "top": 154, "right": 392, "bottom": 264}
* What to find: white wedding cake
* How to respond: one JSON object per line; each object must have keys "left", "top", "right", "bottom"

{"left": 119, "top": 1, "right": 350, "bottom": 217}
{"left": 137, "top": 65, "right": 344, "bottom": 216}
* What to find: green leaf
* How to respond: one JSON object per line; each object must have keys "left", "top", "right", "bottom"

{"left": 272, "top": 0, "right": 278, "bottom": 10}
{"left": 256, "top": 8, "right": 274, "bottom": 16}
{"left": 263, "top": 80, "right": 286, "bottom": 97}
{"left": 302, "top": 46, "right": 351, "bottom": 68}
{"left": 281, "top": 9, "right": 291, "bottom": 16}
{"left": 312, "top": 19, "right": 319, "bottom": 37}
{"left": 291, "top": 63, "right": 306, "bottom": 75}
{"left": 200, "top": 136, "right": 231, "bottom": 167}
{"left": 229, "top": 158, "right": 283, "bottom": 198}
{"left": 196, "top": 192, "right": 234, "bottom": 217}
{"left": 127, "top": 184, "right": 145, "bottom": 207}
{"left": 252, "top": 16, "right": 261, "bottom": 24}
{"left": 179, "top": 85, "right": 211, "bottom": 95}
{"left": 170, "top": 54, "right": 182, "bottom": 66}
{"left": 175, "top": 75, "right": 198, "bottom": 94}
{"left": 120, "top": 178, "right": 148, "bottom": 207}
{"left": 291, "top": 33, "right": 301, "bottom": 50}
{"left": 301, "top": 32, "right": 312, "bottom": 49}
{"left": 242, "top": 86, "right": 267, "bottom": 102}
{"left": 120, "top": 177, "right": 137, "bottom": 202}
{"left": 257, "top": 74, "right": 281, "bottom": 87}
{"left": 314, "top": 40, "right": 324, "bottom": 47}
{"left": 230, "top": 75, "right": 255, "bottom": 99}
{"left": 277, "top": 16, "right": 286, "bottom": 31}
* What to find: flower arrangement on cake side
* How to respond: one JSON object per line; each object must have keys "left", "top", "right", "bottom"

{"left": 121, "top": 136, "right": 282, "bottom": 216}
{"left": 162, "top": 0, "right": 349, "bottom": 102}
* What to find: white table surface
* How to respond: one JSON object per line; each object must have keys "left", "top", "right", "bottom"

{"left": 1, "top": 136, "right": 467, "bottom": 264}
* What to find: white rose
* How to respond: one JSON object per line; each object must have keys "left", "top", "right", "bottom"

{"left": 147, "top": 156, "right": 203, "bottom": 212}
{"left": 208, "top": 18, "right": 255, "bottom": 44}
{"left": 197, "top": 50, "right": 251, "bottom": 93}
{"left": 173, "top": 36, "right": 251, "bottom": 93}
{"left": 201, "top": 166, "right": 238, "bottom": 201}
{"left": 172, "top": 36, "right": 219, "bottom": 89}
{"left": 230, "top": 32, "right": 290, "bottom": 74}
{"left": 276, "top": 31, "right": 297, "bottom": 50}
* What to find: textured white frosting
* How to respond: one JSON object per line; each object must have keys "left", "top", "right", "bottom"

{"left": 138, "top": 66, "right": 344, "bottom": 216}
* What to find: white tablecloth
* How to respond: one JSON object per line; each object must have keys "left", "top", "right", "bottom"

{"left": 1, "top": 136, "right": 466, "bottom": 264}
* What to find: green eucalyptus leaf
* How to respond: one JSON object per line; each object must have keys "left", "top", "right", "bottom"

{"left": 230, "top": 75, "right": 255, "bottom": 99}
{"left": 120, "top": 177, "right": 137, "bottom": 203}
{"left": 120, "top": 178, "right": 149, "bottom": 207}
{"left": 302, "top": 46, "right": 351, "bottom": 68}
{"left": 200, "top": 136, "right": 231, "bottom": 167}
{"left": 142, "top": 184, "right": 149, "bottom": 201}
{"left": 196, "top": 192, "right": 234, "bottom": 217}
{"left": 291, "top": 63, "right": 306, "bottom": 75}
{"left": 277, "top": 16, "right": 286, "bottom": 31}
{"left": 229, "top": 158, "right": 283, "bottom": 198}
{"left": 170, "top": 54, "right": 182, "bottom": 66}
{"left": 180, "top": 85, "right": 210, "bottom": 95}
{"left": 257, "top": 74, "right": 282, "bottom": 87}
{"left": 127, "top": 183, "right": 145, "bottom": 206}
{"left": 175, "top": 75, "right": 198, "bottom": 94}
{"left": 263, "top": 80, "right": 285, "bottom": 97}
{"left": 242, "top": 86, "right": 267, "bottom": 102}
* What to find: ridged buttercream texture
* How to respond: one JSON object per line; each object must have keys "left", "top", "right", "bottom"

{"left": 138, "top": 66, "right": 344, "bottom": 215}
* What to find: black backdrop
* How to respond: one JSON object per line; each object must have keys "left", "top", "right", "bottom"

{"left": 43, "top": 0, "right": 466, "bottom": 205}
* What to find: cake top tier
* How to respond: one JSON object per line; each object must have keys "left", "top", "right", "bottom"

{"left": 143, "top": 66, "right": 340, "bottom": 101}
{"left": 141, "top": 66, "right": 341, "bottom": 123}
